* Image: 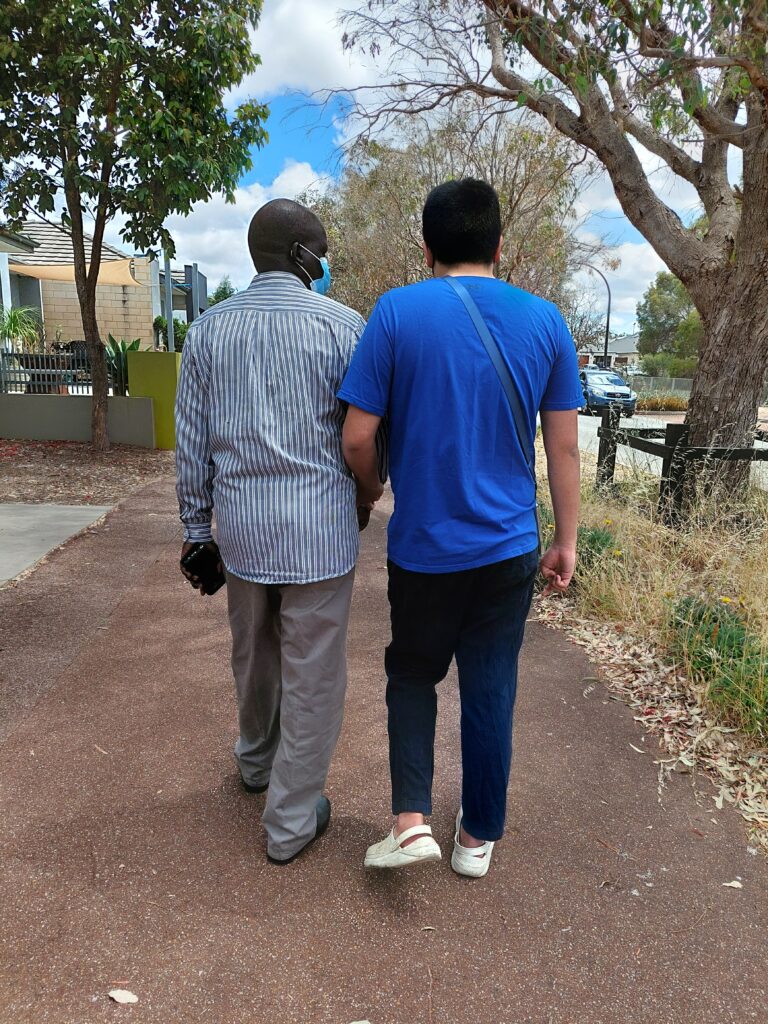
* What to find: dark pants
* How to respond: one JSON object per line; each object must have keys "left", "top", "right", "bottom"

{"left": 385, "top": 549, "right": 538, "bottom": 842}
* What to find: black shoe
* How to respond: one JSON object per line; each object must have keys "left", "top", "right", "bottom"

{"left": 267, "top": 796, "right": 331, "bottom": 866}
{"left": 240, "top": 773, "right": 269, "bottom": 795}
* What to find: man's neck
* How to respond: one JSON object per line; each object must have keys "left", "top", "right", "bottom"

{"left": 433, "top": 261, "right": 496, "bottom": 279}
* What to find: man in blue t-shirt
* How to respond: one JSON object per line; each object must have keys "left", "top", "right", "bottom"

{"left": 339, "top": 178, "right": 582, "bottom": 879}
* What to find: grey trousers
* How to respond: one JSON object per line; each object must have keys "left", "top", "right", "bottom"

{"left": 225, "top": 568, "right": 355, "bottom": 860}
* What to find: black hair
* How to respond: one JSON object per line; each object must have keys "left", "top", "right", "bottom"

{"left": 422, "top": 179, "right": 501, "bottom": 267}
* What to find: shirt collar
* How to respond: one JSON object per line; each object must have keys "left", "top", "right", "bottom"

{"left": 247, "top": 271, "right": 306, "bottom": 290}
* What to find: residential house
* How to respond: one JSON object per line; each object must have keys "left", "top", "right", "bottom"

{"left": 0, "top": 221, "right": 206, "bottom": 349}
{"left": 580, "top": 332, "right": 641, "bottom": 370}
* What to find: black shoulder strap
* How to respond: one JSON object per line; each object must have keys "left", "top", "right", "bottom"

{"left": 444, "top": 277, "right": 535, "bottom": 480}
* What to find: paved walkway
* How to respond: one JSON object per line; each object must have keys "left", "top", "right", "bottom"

{"left": 0, "top": 480, "right": 765, "bottom": 1023}
{"left": 0, "top": 503, "right": 112, "bottom": 584}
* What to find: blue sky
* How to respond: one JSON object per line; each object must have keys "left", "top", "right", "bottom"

{"left": 158, "top": 0, "right": 710, "bottom": 335}
{"left": 239, "top": 94, "right": 350, "bottom": 188}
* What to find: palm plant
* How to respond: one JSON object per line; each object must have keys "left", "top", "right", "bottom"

{"left": 0, "top": 306, "right": 41, "bottom": 352}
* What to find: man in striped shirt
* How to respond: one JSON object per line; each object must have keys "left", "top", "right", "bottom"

{"left": 175, "top": 199, "right": 378, "bottom": 864}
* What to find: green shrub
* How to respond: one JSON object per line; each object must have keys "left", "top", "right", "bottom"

{"left": 671, "top": 597, "right": 767, "bottom": 737}
{"left": 153, "top": 316, "right": 189, "bottom": 350}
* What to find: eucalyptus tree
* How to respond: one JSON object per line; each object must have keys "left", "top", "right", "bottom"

{"left": 305, "top": 103, "right": 606, "bottom": 331}
{"left": 341, "top": 0, "right": 768, "bottom": 477}
{"left": 0, "top": 1, "right": 267, "bottom": 448}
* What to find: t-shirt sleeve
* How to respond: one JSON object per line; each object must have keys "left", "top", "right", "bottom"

{"left": 337, "top": 298, "right": 394, "bottom": 417}
{"left": 539, "top": 313, "right": 584, "bottom": 411}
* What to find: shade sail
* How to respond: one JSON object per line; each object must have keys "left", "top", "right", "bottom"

{"left": 9, "top": 259, "right": 142, "bottom": 287}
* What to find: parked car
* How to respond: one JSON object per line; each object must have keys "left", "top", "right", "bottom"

{"left": 579, "top": 368, "right": 637, "bottom": 417}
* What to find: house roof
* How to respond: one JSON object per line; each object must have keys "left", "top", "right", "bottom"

{"left": 584, "top": 332, "right": 640, "bottom": 356}
{"left": 0, "top": 226, "right": 38, "bottom": 255}
{"left": 608, "top": 333, "right": 640, "bottom": 355}
{"left": 14, "top": 220, "right": 127, "bottom": 266}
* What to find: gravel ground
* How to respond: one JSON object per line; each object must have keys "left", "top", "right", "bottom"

{"left": 0, "top": 440, "right": 175, "bottom": 504}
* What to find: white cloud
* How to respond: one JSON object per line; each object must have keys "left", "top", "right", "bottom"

{"left": 574, "top": 239, "right": 666, "bottom": 334}
{"left": 102, "top": 159, "right": 331, "bottom": 291}
{"left": 228, "top": 0, "right": 376, "bottom": 102}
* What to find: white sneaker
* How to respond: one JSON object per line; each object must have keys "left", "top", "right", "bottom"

{"left": 451, "top": 807, "right": 494, "bottom": 878}
{"left": 364, "top": 824, "right": 442, "bottom": 869}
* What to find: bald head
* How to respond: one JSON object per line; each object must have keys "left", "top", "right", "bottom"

{"left": 248, "top": 198, "right": 327, "bottom": 284}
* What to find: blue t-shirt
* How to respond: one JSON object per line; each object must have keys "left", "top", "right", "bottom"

{"left": 338, "top": 276, "right": 583, "bottom": 573}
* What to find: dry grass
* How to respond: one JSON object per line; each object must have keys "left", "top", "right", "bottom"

{"left": 636, "top": 391, "right": 689, "bottom": 412}
{"left": 540, "top": 466, "right": 768, "bottom": 739}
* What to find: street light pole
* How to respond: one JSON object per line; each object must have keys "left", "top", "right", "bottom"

{"left": 582, "top": 263, "right": 611, "bottom": 367}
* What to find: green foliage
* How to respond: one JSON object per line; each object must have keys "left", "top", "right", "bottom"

{"left": 0, "top": 305, "right": 41, "bottom": 352}
{"left": 0, "top": 0, "right": 267, "bottom": 446}
{"left": 637, "top": 273, "right": 701, "bottom": 358}
{"left": 153, "top": 315, "right": 189, "bottom": 351}
{"left": 0, "top": 1, "right": 269, "bottom": 255}
{"left": 208, "top": 276, "right": 237, "bottom": 305}
{"left": 576, "top": 525, "right": 617, "bottom": 578}
{"left": 105, "top": 334, "right": 140, "bottom": 396}
{"left": 671, "top": 597, "right": 767, "bottom": 736}
{"left": 172, "top": 318, "right": 190, "bottom": 350}
{"left": 639, "top": 352, "right": 698, "bottom": 378}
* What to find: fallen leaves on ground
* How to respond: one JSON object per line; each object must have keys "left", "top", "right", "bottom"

{"left": 537, "top": 597, "right": 768, "bottom": 853}
{"left": 0, "top": 439, "right": 174, "bottom": 504}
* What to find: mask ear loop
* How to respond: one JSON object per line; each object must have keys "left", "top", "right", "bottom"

{"left": 290, "top": 241, "right": 315, "bottom": 285}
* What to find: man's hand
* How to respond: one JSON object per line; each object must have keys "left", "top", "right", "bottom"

{"left": 356, "top": 482, "right": 384, "bottom": 508}
{"left": 180, "top": 540, "right": 222, "bottom": 595}
{"left": 539, "top": 543, "right": 576, "bottom": 597}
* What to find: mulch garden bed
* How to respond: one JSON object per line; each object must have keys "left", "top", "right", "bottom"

{"left": 0, "top": 440, "right": 175, "bottom": 505}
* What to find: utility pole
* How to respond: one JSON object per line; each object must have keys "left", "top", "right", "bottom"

{"left": 582, "top": 263, "right": 611, "bottom": 367}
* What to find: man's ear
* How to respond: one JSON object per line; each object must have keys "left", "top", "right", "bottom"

{"left": 493, "top": 236, "right": 503, "bottom": 265}
{"left": 422, "top": 241, "right": 435, "bottom": 270}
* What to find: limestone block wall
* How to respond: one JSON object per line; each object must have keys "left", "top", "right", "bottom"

{"left": 40, "top": 257, "right": 156, "bottom": 348}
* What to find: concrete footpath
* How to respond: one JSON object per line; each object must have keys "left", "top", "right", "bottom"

{"left": 0, "top": 503, "right": 112, "bottom": 585}
{"left": 0, "top": 480, "right": 765, "bottom": 1024}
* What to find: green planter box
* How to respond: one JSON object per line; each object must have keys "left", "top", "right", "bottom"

{"left": 127, "top": 350, "right": 181, "bottom": 450}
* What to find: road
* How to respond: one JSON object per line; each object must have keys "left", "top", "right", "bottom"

{"left": 576, "top": 412, "right": 768, "bottom": 491}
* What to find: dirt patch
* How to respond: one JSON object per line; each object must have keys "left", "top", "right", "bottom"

{"left": 0, "top": 440, "right": 175, "bottom": 504}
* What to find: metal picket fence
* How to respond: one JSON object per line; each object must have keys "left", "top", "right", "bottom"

{"left": 0, "top": 349, "right": 93, "bottom": 395}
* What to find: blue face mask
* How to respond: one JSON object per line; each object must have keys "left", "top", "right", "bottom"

{"left": 295, "top": 243, "right": 331, "bottom": 296}
{"left": 311, "top": 256, "right": 332, "bottom": 296}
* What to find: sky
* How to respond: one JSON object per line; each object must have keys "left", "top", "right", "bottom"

{"left": 110, "top": 0, "right": 715, "bottom": 335}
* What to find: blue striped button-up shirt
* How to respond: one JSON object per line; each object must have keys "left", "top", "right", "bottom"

{"left": 175, "top": 272, "right": 366, "bottom": 584}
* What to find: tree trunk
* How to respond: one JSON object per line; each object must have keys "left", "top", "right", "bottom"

{"left": 685, "top": 271, "right": 768, "bottom": 494}
{"left": 81, "top": 294, "right": 109, "bottom": 452}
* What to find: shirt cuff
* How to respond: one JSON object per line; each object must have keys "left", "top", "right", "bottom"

{"left": 183, "top": 521, "right": 214, "bottom": 543}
